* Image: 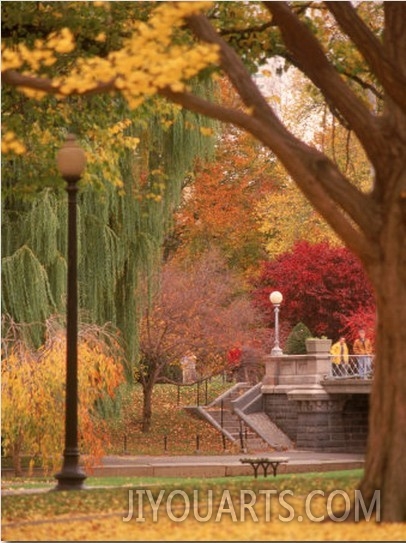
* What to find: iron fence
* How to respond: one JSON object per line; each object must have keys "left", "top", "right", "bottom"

{"left": 327, "top": 354, "right": 374, "bottom": 379}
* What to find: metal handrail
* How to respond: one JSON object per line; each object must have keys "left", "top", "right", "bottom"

{"left": 327, "top": 354, "right": 374, "bottom": 379}
{"left": 172, "top": 369, "right": 231, "bottom": 406}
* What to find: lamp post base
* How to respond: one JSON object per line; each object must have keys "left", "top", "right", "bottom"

{"left": 271, "top": 347, "right": 283, "bottom": 356}
{"left": 54, "top": 450, "right": 87, "bottom": 491}
{"left": 54, "top": 470, "right": 87, "bottom": 491}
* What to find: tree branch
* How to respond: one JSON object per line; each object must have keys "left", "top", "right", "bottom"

{"left": 219, "top": 21, "right": 276, "bottom": 37}
{"left": 340, "top": 71, "right": 384, "bottom": 101}
{"left": 183, "top": 14, "right": 381, "bottom": 256}
{"left": 160, "top": 87, "right": 381, "bottom": 263}
{"left": 1, "top": 69, "right": 116, "bottom": 96}
{"left": 326, "top": 2, "right": 406, "bottom": 112}
{"left": 263, "top": 2, "right": 385, "bottom": 168}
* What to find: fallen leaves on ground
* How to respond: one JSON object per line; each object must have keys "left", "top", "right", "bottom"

{"left": 2, "top": 476, "right": 405, "bottom": 541}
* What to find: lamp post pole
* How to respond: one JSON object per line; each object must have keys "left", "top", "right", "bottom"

{"left": 55, "top": 134, "right": 87, "bottom": 491}
{"left": 270, "top": 291, "right": 283, "bottom": 356}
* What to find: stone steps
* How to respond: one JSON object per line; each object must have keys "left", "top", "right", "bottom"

{"left": 199, "top": 383, "right": 274, "bottom": 452}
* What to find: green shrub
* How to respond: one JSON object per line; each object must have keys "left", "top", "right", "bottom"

{"left": 284, "top": 322, "right": 312, "bottom": 354}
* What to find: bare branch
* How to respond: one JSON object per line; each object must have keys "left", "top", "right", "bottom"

{"left": 340, "top": 71, "right": 384, "bottom": 101}
{"left": 263, "top": 2, "right": 385, "bottom": 167}
{"left": 219, "top": 21, "right": 276, "bottom": 37}
{"left": 1, "top": 69, "right": 116, "bottom": 96}
{"left": 327, "top": 2, "right": 406, "bottom": 112}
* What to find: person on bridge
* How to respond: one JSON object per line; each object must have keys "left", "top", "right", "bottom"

{"left": 330, "top": 336, "right": 350, "bottom": 376}
{"left": 353, "top": 329, "right": 373, "bottom": 378}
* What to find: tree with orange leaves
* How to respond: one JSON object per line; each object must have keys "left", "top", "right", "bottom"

{"left": 1, "top": 318, "right": 124, "bottom": 476}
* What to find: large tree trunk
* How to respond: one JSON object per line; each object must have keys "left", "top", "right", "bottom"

{"left": 361, "top": 203, "right": 406, "bottom": 521}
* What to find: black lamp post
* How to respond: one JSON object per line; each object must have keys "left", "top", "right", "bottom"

{"left": 54, "top": 134, "right": 87, "bottom": 491}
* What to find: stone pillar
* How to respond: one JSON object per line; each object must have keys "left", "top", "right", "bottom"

{"left": 181, "top": 354, "right": 197, "bottom": 384}
{"left": 262, "top": 353, "right": 332, "bottom": 390}
{"left": 262, "top": 355, "right": 283, "bottom": 386}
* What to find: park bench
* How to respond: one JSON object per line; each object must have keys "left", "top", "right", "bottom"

{"left": 240, "top": 457, "right": 289, "bottom": 478}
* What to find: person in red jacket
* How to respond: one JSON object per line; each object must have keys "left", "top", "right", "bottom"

{"left": 226, "top": 345, "right": 242, "bottom": 381}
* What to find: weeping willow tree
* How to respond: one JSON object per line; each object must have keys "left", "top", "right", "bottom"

{"left": 1, "top": 88, "right": 216, "bottom": 376}
{"left": 1, "top": 2, "right": 217, "bottom": 424}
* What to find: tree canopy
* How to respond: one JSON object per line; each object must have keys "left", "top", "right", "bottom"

{"left": 1, "top": 2, "right": 217, "bottom": 361}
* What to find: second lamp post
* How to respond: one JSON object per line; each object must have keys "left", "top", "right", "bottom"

{"left": 270, "top": 290, "right": 283, "bottom": 356}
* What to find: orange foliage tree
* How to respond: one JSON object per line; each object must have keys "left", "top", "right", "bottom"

{"left": 1, "top": 318, "right": 124, "bottom": 476}
{"left": 173, "top": 81, "right": 275, "bottom": 274}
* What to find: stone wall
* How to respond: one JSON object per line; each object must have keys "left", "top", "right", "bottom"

{"left": 262, "top": 393, "right": 298, "bottom": 442}
{"left": 343, "top": 395, "right": 369, "bottom": 452}
{"left": 294, "top": 396, "right": 347, "bottom": 452}
{"left": 263, "top": 391, "right": 369, "bottom": 452}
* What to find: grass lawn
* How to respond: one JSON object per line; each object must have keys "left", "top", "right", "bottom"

{"left": 2, "top": 470, "right": 405, "bottom": 541}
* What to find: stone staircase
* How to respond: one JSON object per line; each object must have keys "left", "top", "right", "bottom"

{"left": 185, "top": 382, "right": 293, "bottom": 453}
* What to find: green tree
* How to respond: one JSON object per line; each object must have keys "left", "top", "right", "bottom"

{"left": 1, "top": 2, "right": 216, "bottom": 370}
{"left": 2, "top": 1, "right": 406, "bottom": 520}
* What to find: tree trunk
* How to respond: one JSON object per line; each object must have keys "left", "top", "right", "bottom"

{"left": 141, "top": 380, "right": 154, "bottom": 433}
{"left": 360, "top": 193, "right": 406, "bottom": 521}
{"left": 12, "top": 439, "right": 23, "bottom": 477}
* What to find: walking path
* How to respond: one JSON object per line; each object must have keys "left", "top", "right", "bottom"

{"left": 91, "top": 450, "right": 364, "bottom": 478}
{"left": 1, "top": 450, "right": 364, "bottom": 496}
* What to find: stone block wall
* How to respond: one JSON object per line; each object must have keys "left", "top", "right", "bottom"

{"left": 343, "top": 395, "right": 369, "bottom": 452}
{"left": 263, "top": 391, "right": 369, "bottom": 453}
{"left": 295, "top": 397, "right": 347, "bottom": 452}
{"left": 263, "top": 393, "right": 298, "bottom": 442}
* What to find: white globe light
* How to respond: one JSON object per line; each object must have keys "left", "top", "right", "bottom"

{"left": 269, "top": 291, "right": 283, "bottom": 305}
{"left": 57, "top": 134, "right": 87, "bottom": 179}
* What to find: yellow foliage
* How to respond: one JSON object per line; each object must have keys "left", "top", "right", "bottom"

{"left": 1, "top": 3, "right": 219, "bottom": 111}
{"left": 256, "top": 181, "right": 340, "bottom": 256}
{"left": 2, "top": 492, "right": 404, "bottom": 541}
{"left": 1, "top": 131, "right": 26, "bottom": 154}
{"left": 1, "top": 28, "right": 74, "bottom": 73}
{"left": 200, "top": 126, "right": 214, "bottom": 136}
{"left": 1, "top": 326, "right": 124, "bottom": 474}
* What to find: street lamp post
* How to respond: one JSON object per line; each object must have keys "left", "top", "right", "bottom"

{"left": 55, "top": 134, "right": 87, "bottom": 491}
{"left": 269, "top": 291, "right": 283, "bottom": 356}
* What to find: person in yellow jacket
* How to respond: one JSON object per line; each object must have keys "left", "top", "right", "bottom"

{"left": 330, "top": 336, "right": 349, "bottom": 376}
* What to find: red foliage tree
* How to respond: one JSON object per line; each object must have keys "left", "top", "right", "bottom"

{"left": 341, "top": 307, "right": 376, "bottom": 349}
{"left": 251, "top": 241, "right": 375, "bottom": 341}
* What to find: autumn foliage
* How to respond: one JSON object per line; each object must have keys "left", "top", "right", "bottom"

{"left": 1, "top": 319, "right": 124, "bottom": 476}
{"left": 251, "top": 241, "right": 375, "bottom": 341}
{"left": 138, "top": 249, "right": 268, "bottom": 431}
{"left": 174, "top": 106, "right": 275, "bottom": 273}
